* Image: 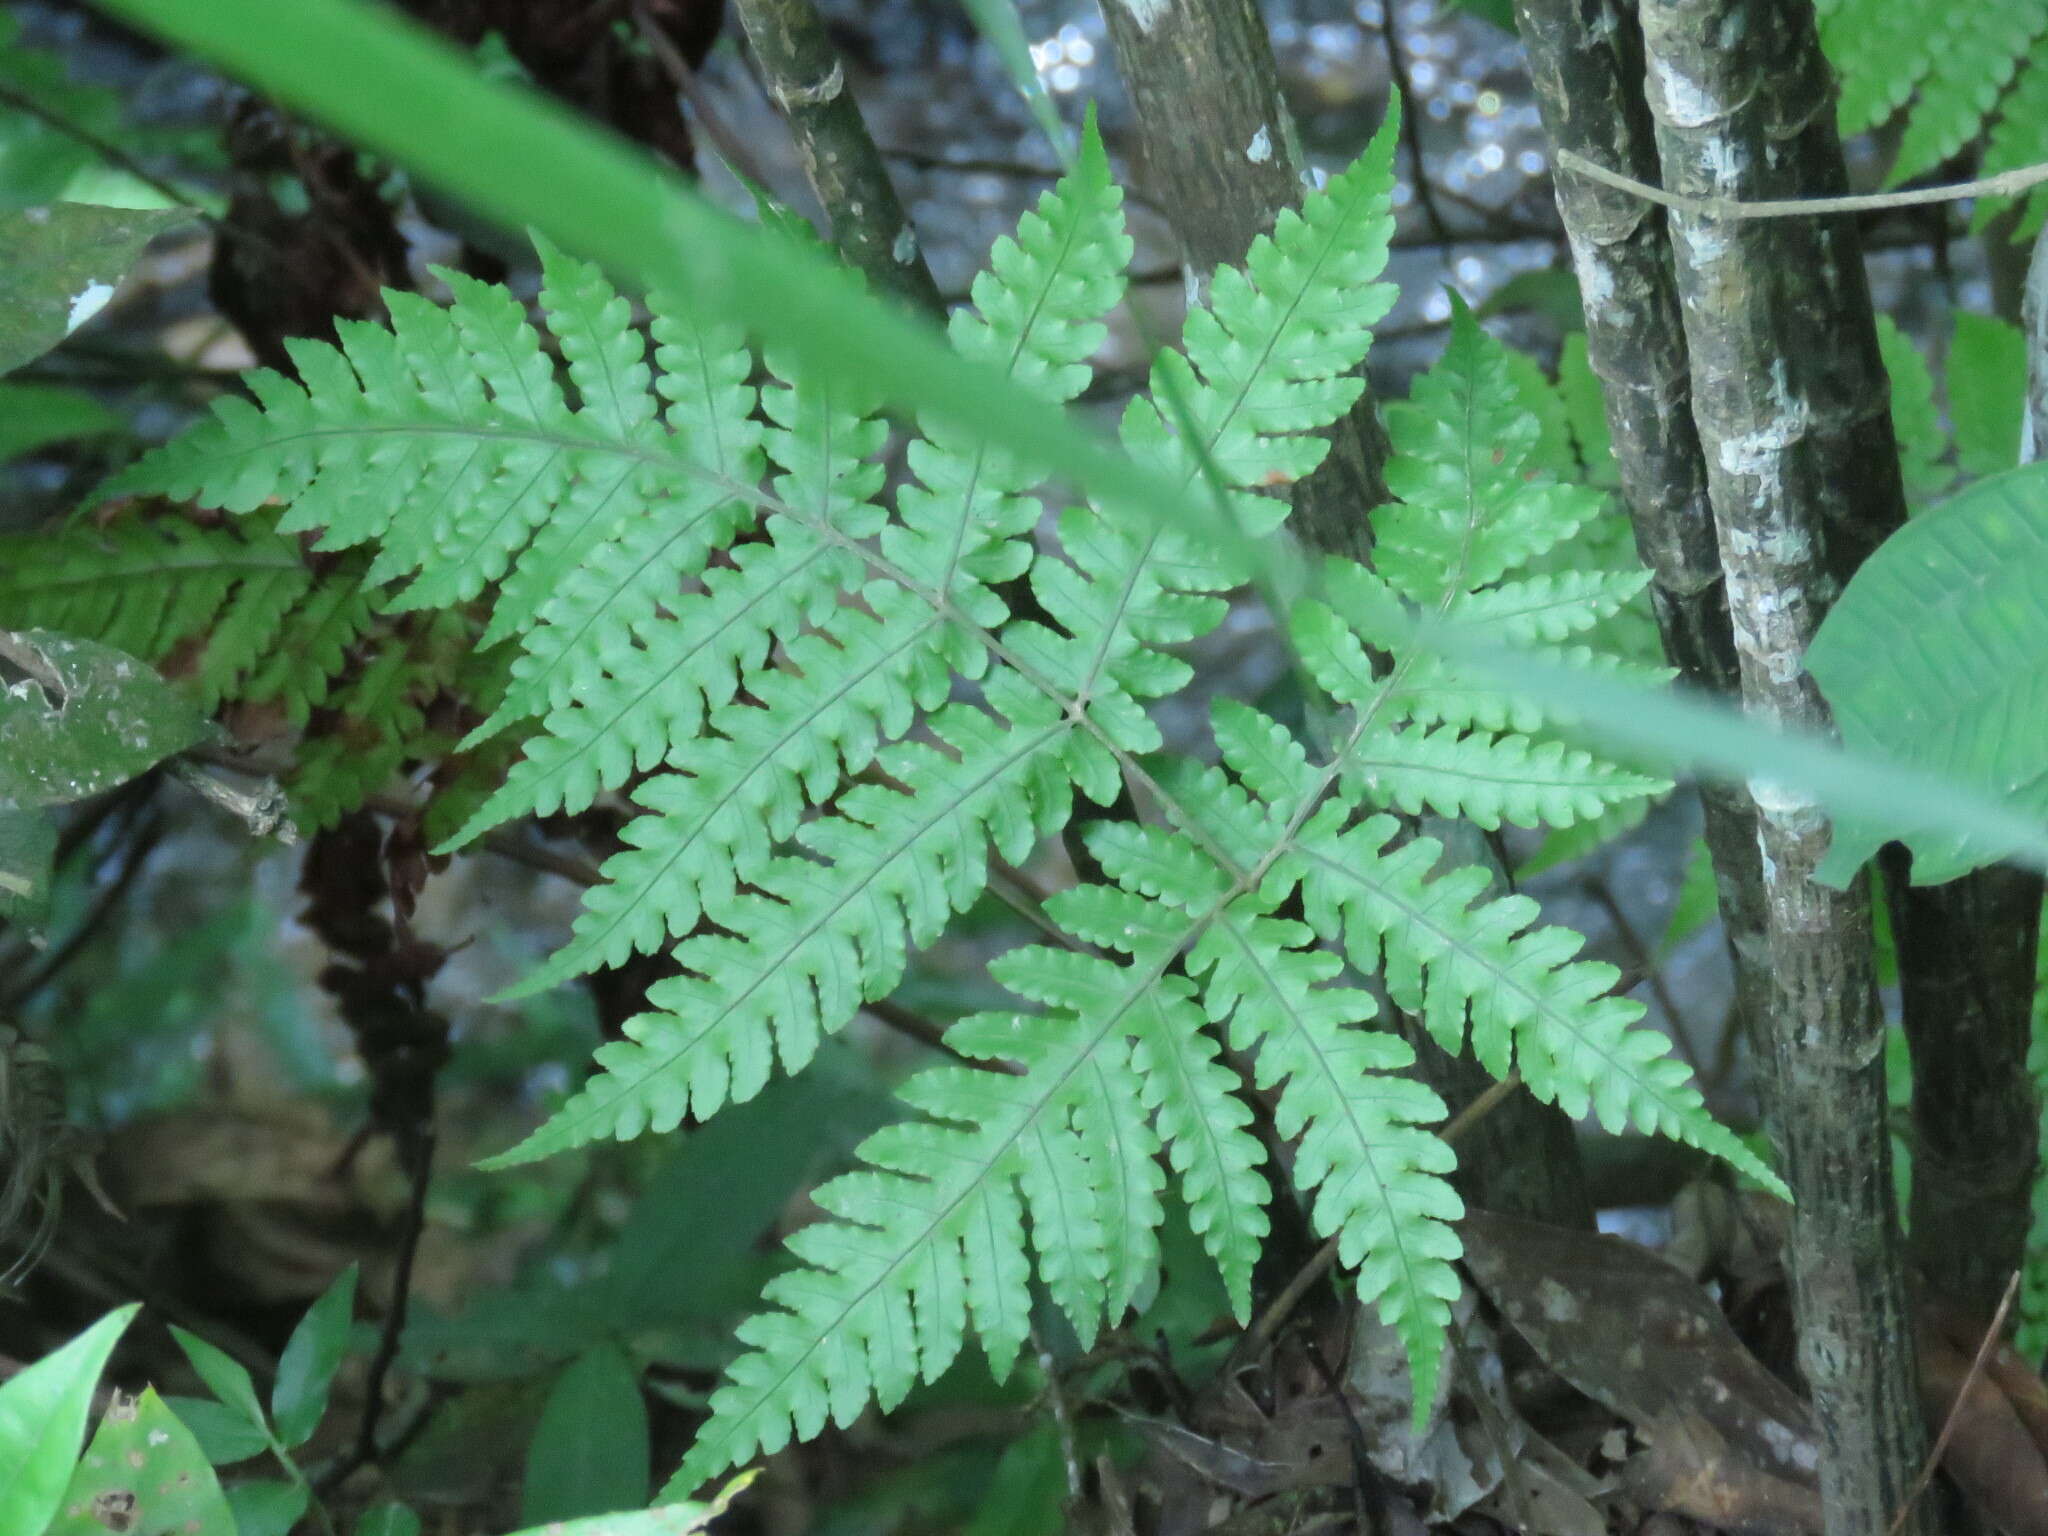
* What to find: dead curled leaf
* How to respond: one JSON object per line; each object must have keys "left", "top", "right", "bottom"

{"left": 1464, "top": 1210, "right": 2048, "bottom": 1536}
{"left": 1459, "top": 1209, "right": 1823, "bottom": 1534}
{"left": 1918, "top": 1300, "right": 2048, "bottom": 1536}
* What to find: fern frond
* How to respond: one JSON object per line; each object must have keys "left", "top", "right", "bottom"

{"left": 1285, "top": 803, "right": 1779, "bottom": 1190}
{"left": 485, "top": 684, "right": 1083, "bottom": 1162}
{"left": 0, "top": 512, "right": 347, "bottom": 714}
{"left": 97, "top": 90, "right": 1770, "bottom": 1498}
{"left": 1820, "top": 0, "right": 1949, "bottom": 135}
{"left": 661, "top": 989, "right": 1164, "bottom": 1493}
{"left": 1889, "top": 0, "right": 2048, "bottom": 183}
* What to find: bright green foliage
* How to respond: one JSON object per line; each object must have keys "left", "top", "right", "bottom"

{"left": 1952, "top": 313, "right": 2028, "bottom": 476}
{"left": 1873, "top": 311, "right": 2027, "bottom": 511}
{"left": 0, "top": 515, "right": 360, "bottom": 715}
{"left": 106, "top": 102, "right": 1757, "bottom": 1493}
{"left": 1818, "top": 0, "right": 2048, "bottom": 234}
{"left": 1877, "top": 315, "right": 1955, "bottom": 504}
{"left": 0, "top": 513, "right": 501, "bottom": 830}
{"left": 1811, "top": 462, "right": 2048, "bottom": 885}
{"left": 1818, "top": 0, "right": 2048, "bottom": 186}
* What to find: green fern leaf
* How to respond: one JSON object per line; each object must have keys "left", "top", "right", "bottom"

{"left": 1821, "top": 0, "right": 1949, "bottom": 135}
{"left": 1889, "top": 1, "right": 2048, "bottom": 183}
{"left": 483, "top": 685, "right": 1084, "bottom": 1162}
{"left": 1290, "top": 808, "right": 1782, "bottom": 1194}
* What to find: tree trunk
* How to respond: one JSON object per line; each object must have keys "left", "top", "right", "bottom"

{"left": 1887, "top": 855, "right": 2043, "bottom": 1319}
{"left": 1634, "top": 3, "right": 1931, "bottom": 1531}
{"left": 731, "top": 0, "right": 945, "bottom": 317}
{"left": 1509, "top": 0, "right": 1776, "bottom": 1117}
{"left": 1099, "top": 0, "right": 1595, "bottom": 1231}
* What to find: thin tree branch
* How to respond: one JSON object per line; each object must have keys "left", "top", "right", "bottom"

{"left": 0, "top": 80, "right": 218, "bottom": 227}
{"left": 727, "top": 0, "right": 945, "bottom": 317}
{"left": 629, "top": 2, "right": 782, "bottom": 199}
{"left": 1373, "top": 2, "right": 1453, "bottom": 246}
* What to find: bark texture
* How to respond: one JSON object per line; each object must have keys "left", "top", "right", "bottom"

{"left": 1887, "top": 853, "right": 2043, "bottom": 1319}
{"left": 1510, "top": 0, "right": 1774, "bottom": 1110}
{"left": 1635, "top": 4, "right": 1931, "bottom": 1532}
{"left": 1096, "top": 0, "right": 1391, "bottom": 564}
{"left": 1099, "top": 0, "right": 1593, "bottom": 1229}
{"left": 732, "top": 0, "right": 944, "bottom": 317}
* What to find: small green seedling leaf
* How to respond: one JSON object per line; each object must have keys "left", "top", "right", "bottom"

{"left": 0, "top": 203, "right": 187, "bottom": 374}
{"left": 0, "top": 629, "right": 211, "bottom": 810}
{"left": 46, "top": 1386, "right": 233, "bottom": 1536}
{"left": 168, "top": 1326, "right": 269, "bottom": 1438}
{"left": 521, "top": 1341, "right": 650, "bottom": 1524}
{"left": 163, "top": 1395, "right": 271, "bottom": 1466}
{"left": 0, "top": 1302, "right": 140, "bottom": 1536}
{"left": 224, "top": 1478, "right": 309, "bottom": 1536}
{"left": 271, "top": 1262, "right": 357, "bottom": 1449}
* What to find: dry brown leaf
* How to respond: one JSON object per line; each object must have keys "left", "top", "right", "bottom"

{"left": 1918, "top": 1302, "right": 2048, "bottom": 1536}
{"left": 1460, "top": 1209, "right": 1821, "bottom": 1532}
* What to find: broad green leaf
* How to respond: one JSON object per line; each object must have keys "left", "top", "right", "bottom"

{"left": 271, "top": 1263, "right": 357, "bottom": 1449}
{"left": 47, "top": 1387, "right": 233, "bottom": 1536}
{"left": 223, "top": 1479, "right": 308, "bottom": 1536}
{"left": 0, "top": 204, "right": 187, "bottom": 374}
{"left": 0, "top": 630, "right": 211, "bottom": 810}
{"left": 169, "top": 1326, "right": 269, "bottom": 1437}
{"left": 0, "top": 14, "right": 125, "bottom": 209}
{"left": 1660, "top": 838, "right": 1720, "bottom": 957}
{"left": 521, "top": 1342, "right": 650, "bottom": 1524}
{"left": 1477, "top": 268, "right": 1584, "bottom": 331}
{"left": 163, "top": 1395, "right": 271, "bottom": 1466}
{"left": 601, "top": 1065, "right": 884, "bottom": 1327}
{"left": 1419, "top": 613, "right": 2048, "bottom": 880}
{"left": 1808, "top": 462, "right": 2048, "bottom": 884}
{"left": 0, "top": 1303, "right": 140, "bottom": 1536}
{"left": 0, "top": 382, "right": 121, "bottom": 461}
{"left": 0, "top": 805, "right": 56, "bottom": 927}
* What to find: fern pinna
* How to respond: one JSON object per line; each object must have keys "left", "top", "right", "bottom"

{"left": 1817, "top": 0, "right": 2048, "bottom": 232}
{"left": 103, "top": 103, "right": 1773, "bottom": 1490}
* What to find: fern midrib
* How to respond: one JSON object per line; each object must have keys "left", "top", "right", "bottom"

{"left": 1291, "top": 837, "right": 1688, "bottom": 1122}
{"left": 1139, "top": 996, "right": 1259, "bottom": 1292}
{"left": 1341, "top": 734, "right": 1637, "bottom": 793}
{"left": 1076, "top": 166, "right": 1393, "bottom": 703}
{"left": 545, "top": 604, "right": 947, "bottom": 963}
{"left": 1084, "top": 1041, "right": 1153, "bottom": 1310}
{"left": 1209, "top": 908, "right": 1439, "bottom": 1323}
{"left": 531, "top": 714, "right": 1074, "bottom": 1153}
{"left": 497, "top": 479, "right": 755, "bottom": 716}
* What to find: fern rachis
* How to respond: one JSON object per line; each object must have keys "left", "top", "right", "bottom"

{"left": 97, "top": 98, "right": 1771, "bottom": 1492}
